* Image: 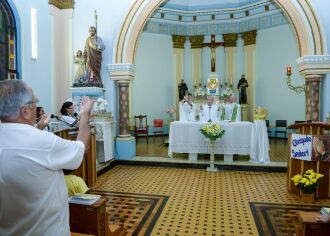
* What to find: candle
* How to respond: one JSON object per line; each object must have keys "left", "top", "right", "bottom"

{"left": 287, "top": 66, "right": 292, "bottom": 76}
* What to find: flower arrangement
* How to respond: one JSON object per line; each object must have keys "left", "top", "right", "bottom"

{"left": 194, "top": 83, "right": 207, "bottom": 99}
{"left": 166, "top": 107, "right": 176, "bottom": 114}
{"left": 291, "top": 169, "right": 324, "bottom": 193}
{"left": 94, "top": 98, "right": 108, "bottom": 113}
{"left": 200, "top": 122, "right": 225, "bottom": 141}
{"left": 222, "top": 87, "right": 233, "bottom": 100}
{"left": 166, "top": 107, "right": 176, "bottom": 122}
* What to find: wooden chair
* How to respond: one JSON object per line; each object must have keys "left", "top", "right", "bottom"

{"left": 275, "top": 119, "right": 287, "bottom": 139}
{"left": 153, "top": 119, "right": 164, "bottom": 143}
{"left": 134, "top": 115, "right": 149, "bottom": 143}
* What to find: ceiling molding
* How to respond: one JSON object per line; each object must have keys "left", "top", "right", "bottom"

{"left": 48, "top": 0, "right": 74, "bottom": 9}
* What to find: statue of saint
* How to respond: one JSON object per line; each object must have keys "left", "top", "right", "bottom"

{"left": 178, "top": 79, "right": 188, "bottom": 101}
{"left": 73, "top": 50, "right": 85, "bottom": 84}
{"left": 237, "top": 75, "right": 248, "bottom": 104}
{"left": 84, "top": 26, "right": 105, "bottom": 86}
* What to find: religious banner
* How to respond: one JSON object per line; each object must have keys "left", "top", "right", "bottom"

{"left": 207, "top": 75, "right": 219, "bottom": 95}
{"left": 291, "top": 134, "right": 330, "bottom": 162}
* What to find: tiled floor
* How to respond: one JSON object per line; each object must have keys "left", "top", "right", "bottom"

{"left": 92, "top": 165, "right": 330, "bottom": 236}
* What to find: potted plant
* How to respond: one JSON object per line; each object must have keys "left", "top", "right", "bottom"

{"left": 200, "top": 122, "right": 225, "bottom": 172}
{"left": 291, "top": 169, "right": 324, "bottom": 202}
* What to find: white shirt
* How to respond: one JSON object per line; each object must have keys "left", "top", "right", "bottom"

{"left": 0, "top": 123, "right": 85, "bottom": 236}
{"left": 179, "top": 101, "right": 196, "bottom": 122}
{"left": 199, "top": 104, "right": 219, "bottom": 122}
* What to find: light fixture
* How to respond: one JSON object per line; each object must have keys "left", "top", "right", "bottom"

{"left": 286, "top": 66, "right": 305, "bottom": 94}
{"left": 31, "top": 8, "right": 38, "bottom": 59}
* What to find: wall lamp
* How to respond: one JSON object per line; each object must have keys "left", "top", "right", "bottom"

{"left": 286, "top": 66, "right": 305, "bottom": 94}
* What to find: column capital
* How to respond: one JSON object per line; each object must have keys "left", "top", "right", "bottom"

{"left": 189, "top": 35, "right": 204, "bottom": 48}
{"left": 242, "top": 30, "right": 257, "bottom": 46}
{"left": 172, "top": 35, "right": 186, "bottom": 49}
{"left": 107, "top": 63, "right": 135, "bottom": 82}
{"left": 48, "top": 0, "right": 74, "bottom": 9}
{"left": 304, "top": 74, "right": 322, "bottom": 82}
{"left": 223, "top": 33, "right": 238, "bottom": 47}
{"left": 297, "top": 55, "right": 330, "bottom": 75}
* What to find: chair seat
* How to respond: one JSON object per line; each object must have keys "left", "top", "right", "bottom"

{"left": 134, "top": 115, "right": 149, "bottom": 143}
{"left": 153, "top": 119, "right": 164, "bottom": 143}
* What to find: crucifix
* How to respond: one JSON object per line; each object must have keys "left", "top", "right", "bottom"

{"left": 203, "top": 35, "right": 224, "bottom": 72}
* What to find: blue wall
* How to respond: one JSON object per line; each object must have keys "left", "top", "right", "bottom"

{"left": 255, "top": 24, "right": 305, "bottom": 126}
{"left": 133, "top": 33, "right": 174, "bottom": 126}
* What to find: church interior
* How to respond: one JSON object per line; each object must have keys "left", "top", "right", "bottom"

{"left": 2, "top": 0, "right": 330, "bottom": 235}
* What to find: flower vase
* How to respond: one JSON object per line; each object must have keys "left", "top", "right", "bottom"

{"left": 300, "top": 192, "right": 315, "bottom": 203}
{"left": 206, "top": 139, "right": 217, "bottom": 172}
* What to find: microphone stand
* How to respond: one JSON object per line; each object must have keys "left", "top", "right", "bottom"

{"left": 208, "top": 105, "right": 212, "bottom": 122}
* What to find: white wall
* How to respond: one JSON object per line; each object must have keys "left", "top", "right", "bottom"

{"left": 255, "top": 24, "right": 305, "bottom": 126}
{"left": 10, "top": 0, "right": 53, "bottom": 112}
{"left": 133, "top": 33, "right": 174, "bottom": 125}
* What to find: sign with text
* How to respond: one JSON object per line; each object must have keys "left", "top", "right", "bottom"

{"left": 290, "top": 134, "right": 313, "bottom": 161}
{"left": 291, "top": 134, "right": 330, "bottom": 162}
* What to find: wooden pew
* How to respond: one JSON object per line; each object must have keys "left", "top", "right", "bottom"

{"left": 287, "top": 122, "right": 330, "bottom": 198}
{"left": 54, "top": 127, "right": 97, "bottom": 187}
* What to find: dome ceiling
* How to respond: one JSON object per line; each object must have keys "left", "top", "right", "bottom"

{"left": 144, "top": 0, "right": 289, "bottom": 35}
{"left": 160, "top": 0, "right": 264, "bottom": 11}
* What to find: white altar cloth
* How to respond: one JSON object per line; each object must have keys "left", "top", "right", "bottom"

{"left": 250, "top": 120, "right": 270, "bottom": 163}
{"left": 168, "top": 121, "right": 253, "bottom": 161}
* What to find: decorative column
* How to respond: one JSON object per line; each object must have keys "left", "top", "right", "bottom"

{"left": 242, "top": 30, "right": 257, "bottom": 121}
{"left": 223, "top": 33, "right": 238, "bottom": 85}
{"left": 108, "top": 64, "right": 136, "bottom": 159}
{"left": 304, "top": 75, "right": 321, "bottom": 121}
{"left": 172, "top": 35, "right": 186, "bottom": 118}
{"left": 117, "top": 81, "right": 130, "bottom": 136}
{"left": 297, "top": 55, "right": 330, "bottom": 121}
{"left": 189, "top": 35, "right": 204, "bottom": 87}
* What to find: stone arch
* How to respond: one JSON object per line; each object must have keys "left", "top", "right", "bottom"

{"left": 113, "top": 0, "right": 325, "bottom": 65}
{"left": 109, "top": 0, "right": 328, "bottom": 138}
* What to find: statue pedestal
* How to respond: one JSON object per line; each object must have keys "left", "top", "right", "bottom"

{"left": 241, "top": 104, "right": 249, "bottom": 121}
{"left": 70, "top": 87, "right": 105, "bottom": 111}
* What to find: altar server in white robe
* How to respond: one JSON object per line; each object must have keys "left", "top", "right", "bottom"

{"left": 220, "top": 95, "right": 241, "bottom": 122}
{"left": 179, "top": 93, "right": 196, "bottom": 121}
{"left": 199, "top": 96, "right": 219, "bottom": 122}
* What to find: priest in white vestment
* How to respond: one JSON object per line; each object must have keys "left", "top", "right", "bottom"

{"left": 199, "top": 96, "right": 219, "bottom": 122}
{"left": 220, "top": 95, "right": 241, "bottom": 122}
{"left": 179, "top": 93, "right": 196, "bottom": 121}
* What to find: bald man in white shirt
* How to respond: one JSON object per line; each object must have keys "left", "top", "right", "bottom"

{"left": 0, "top": 79, "right": 94, "bottom": 236}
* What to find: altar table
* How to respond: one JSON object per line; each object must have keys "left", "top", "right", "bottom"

{"left": 168, "top": 121, "right": 253, "bottom": 162}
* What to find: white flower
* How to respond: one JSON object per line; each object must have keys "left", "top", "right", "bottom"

{"left": 99, "top": 104, "right": 105, "bottom": 111}
{"left": 94, "top": 98, "right": 108, "bottom": 112}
